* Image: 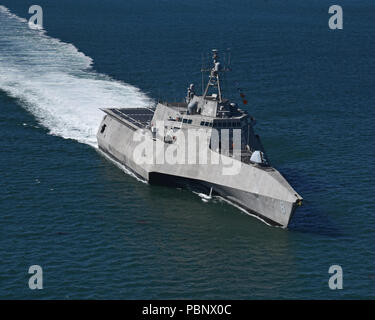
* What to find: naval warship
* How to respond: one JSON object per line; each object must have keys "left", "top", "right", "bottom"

{"left": 97, "top": 50, "right": 302, "bottom": 227}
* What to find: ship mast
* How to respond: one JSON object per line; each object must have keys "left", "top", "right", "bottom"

{"left": 201, "top": 49, "right": 230, "bottom": 103}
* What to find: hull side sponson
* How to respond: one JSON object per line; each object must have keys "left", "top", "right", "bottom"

{"left": 147, "top": 172, "right": 295, "bottom": 227}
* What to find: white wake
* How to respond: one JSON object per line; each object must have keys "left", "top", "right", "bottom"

{"left": 0, "top": 6, "right": 153, "bottom": 147}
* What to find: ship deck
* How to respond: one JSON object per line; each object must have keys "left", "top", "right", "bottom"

{"left": 105, "top": 107, "right": 154, "bottom": 129}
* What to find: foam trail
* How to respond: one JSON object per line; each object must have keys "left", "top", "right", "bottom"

{"left": 0, "top": 6, "right": 153, "bottom": 147}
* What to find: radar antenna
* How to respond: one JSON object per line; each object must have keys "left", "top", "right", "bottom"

{"left": 201, "top": 49, "right": 230, "bottom": 103}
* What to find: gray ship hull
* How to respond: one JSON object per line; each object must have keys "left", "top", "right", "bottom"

{"left": 97, "top": 109, "right": 302, "bottom": 228}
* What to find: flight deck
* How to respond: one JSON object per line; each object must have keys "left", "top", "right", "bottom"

{"left": 102, "top": 107, "right": 155, "bottom": 129}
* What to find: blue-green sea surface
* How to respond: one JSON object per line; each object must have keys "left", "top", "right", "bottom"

{"left": 0, "top": 0, "right": 374, "bottom": 299}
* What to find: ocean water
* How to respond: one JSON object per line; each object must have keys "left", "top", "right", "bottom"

{"left": 1, "top": 0, "right": 374, "bottom": 299}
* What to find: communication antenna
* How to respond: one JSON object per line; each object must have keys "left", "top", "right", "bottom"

{"left": 201, "top": 52, "right": 204, "bottom": 95}
{"left": 223, "top": 48, "right": 231, "bottom": 96}
{"left": 227, "top": 47, "right": 232, "bottom": 69}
